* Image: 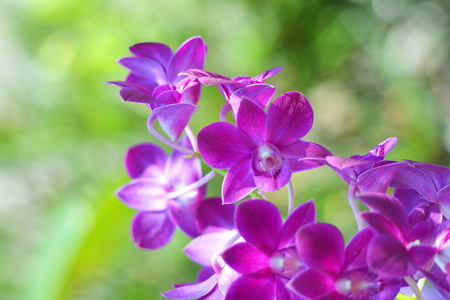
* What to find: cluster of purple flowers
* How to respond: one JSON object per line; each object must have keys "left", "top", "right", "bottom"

{"left": 109, "top": 36, "right": 450, "bottom": 300}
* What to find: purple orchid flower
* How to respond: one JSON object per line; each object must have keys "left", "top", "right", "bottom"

{"left": 390, "top": 161, "right": 450, "bottom": 219}
{"left": 288, "top": 224, "right": 400, "bottom": 300}
{"left": 311, "top": 137, "right": 403, "bottom": 230}
{"left": 221, "top": 199, "right": 316, "bottom": 300}
{"left": 115, "top": 136, "right": 207, "bottom": 249}
{"left": 108, "top": 36, "right": 207, "bottom": 142}
{"left": 358, "top": 192, "right": 438, "bottom": 281}
{"left": 198, "top": 92, "right": 331, "bottom": 204}
{"left": 163, "top": 198, "right": 240, "bottom": 300}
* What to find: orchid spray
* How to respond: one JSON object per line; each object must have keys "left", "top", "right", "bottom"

{"left": 109, "top": 36, "right": 450, "bottom": 300}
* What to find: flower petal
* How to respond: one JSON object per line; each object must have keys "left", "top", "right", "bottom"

{"left": 295, "top": 223, "right": 344, "bottom": 277}
{"left": 287, "top": 268, "right": 336, "bottom": 299}
{"left": 366, "top": 137, "right": 397, "bottom": 159}
{"left": 342, "top": 227, "right": 374, "bottom": 271}
{"left": 129, "top": 42, "right": 173, "bottom": 67}
{"left": 360, "top": 212, "right": 402, "bottom": 240}
{"left": 408, "top": 202, "right": 442, "bottom": 226}
{"left": 222, "top": 159, "right": 256, "bottom": 204}
{"left": 252, "top": 147, "right": 292, "bottom": 192}
{"left": 125, "top": 143, "right": 167, "bottom": 179}
{"left": 357, "top": 162, "right": 404, "bottom": 193}
{"left": 222, "top": 242, "right": 270, "bottom": 274}
{"left": 437, "top": 185, "right": 450, "bottom": 219}
{"left": 168, "top": 36, "right": 207, "bottom": 84}
{"left": 197, "top": 197, "right": 236, "bottom": 233}
{"left": 115, "top": 178, "right": 168, "bottom": 211}
{"left": 266, "top": 92, "right": 313, "bottom": 147}
{"left": 251, "top": 66, "right": 283, "bottom": 82}
{"left": 198, "top": 122, "right": 255, "bottom": 169}
{"left": 131, "top": 211, "right": 175, "bottom": 249}
{"left": 165, "top": 136, "right": 202, "bottom": 185}
{"left": 169, "top": 200, "right": 201, "bottom": 238}
{"left": 390, "top": 163, "right": 437, "bottom": 200}
{"left": 162, "top": 274, "right": 218, "bottom": 299}
{"left": 229, "top": 84, "right": 276, "bottom": 116}
{"left": 236, "top": 97, "right": 267, "bottom": 145}
{"left": 278, "top": 199, "right": 316, "bottom": 248}
{"left": 367, "top": 234, "right": 416, "bottom": 277}
{"left": 281, "top": 140, "right": 332, "bottom": 172}
{"left": 119, "top": 56, "right": 167, "bottom": 85}
{"left": 107, "top": 80, "right": 157, "bottom": 103}
{"left": 225, "top": 270, "right": 275, "bottom": 300}
{"left": 149, "top": 103, "right": 198, "bottom": 142}
{"left": 236, "top": 199, "right": 282, "bottom": 255}
{"left": 415, "top": 163, "right": 450, "bottom": 192}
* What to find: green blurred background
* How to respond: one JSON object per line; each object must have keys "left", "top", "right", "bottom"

{"left": 0, "top": 0, "right": 449, "bottom": 299}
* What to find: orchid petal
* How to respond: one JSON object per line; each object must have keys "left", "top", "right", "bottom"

{"left": 266, "top": 92, "right": 313, "bottom": 147}
{"left": 415, "top": 163, "right": 450, "bottom": 192}
{"left": 408, "top": 202, "right": 442, "bottom": 226}
{"left": 222, "top": 242, "right": 270, "bottom": 274}
{"left": 149, "top": 103, "right": 198, "bottom": 141}
{"left": 357, "top": 162, "right": 404, "bottom": 193}
{"left": 360, "top": 212, "right": 403, "bottom": 241}
{"left": 366, "top": 137, "right": 397, "bottom": 159}
{"left": 390, "top": 163, "right": 437, "bottom": 200}
{"left": 162, "top": 274, "right": 218, "bottom": 299}
{"left": 185, "top": 231, "right": 238, "bottom": 266}
{"left": 236, "top": 200, "right": 282, "bottom": 255}
{"left": 107, "top": 81, "right": 157, "bottom": 103}
{"left": 125, "top": 143, "right": 167, "bottom": 179}
{"left": 119, "top": 56, "right": 167, "bottom": 85}
{"left": 407, "top": 221, "right": 436, "bottom": 247}
{"left": 129, "top": 42, "right": 173, "bottom": 67}
{"left": 222, "top": 159, "right": 256, "bottom": 204}
{"left": 131, "top": 211, "right": 175, "bottom": 249}
{"left": 342, "top": 227, "right": 374, "bottom": 271}
{"left": 198, "top": 122, "right": 255, "bottom": 169}
{"left": 251, "top": 66, "right": 283, "bottom": 82}
{"left": 287, "top": 268, "right": 335, "bottom": 299}
{"left": 395, "top": 188, "right": 426, "bottom": 215}
{"left": 437, "top": 185, "right": 450, "bottom": 219}
{"left": 367, "top": 234, "right": 416, "bottom": 277}
{"left": 229, "top": 84, "right": 276, "bottom": 116}
{"left": 115, "top": 178, "right": 168, "bottom": 211}
{"left": 236, "top": 97, "right": 266, "bottom": 144}
{"left": 169, "top": 200, "right": 201, "bottom": 238}
{"left": 278, "top": 200, "right": 316, "bottom": 248}
{"left": 296, "top": 223, "right": 345, "bottom": 277}
{"left": 197, "top": 197, "right": 236, "bottom": 233}
{"left": 168, "top": 36, "right": 207, "bottom": 84}
{"left": 165, "top": 136, "right": 202, "bottom": 185}
{"left": 281, "top": 140, "right": 332, "bottom": 172}
{"left": 421, "top": 269, "right": 450, "bottom": 299}
{"left": 225, "top": 270, "right": 275, "bottom": 300}
{"left": 408, "top": 245, "right": 437, "bottom": 270}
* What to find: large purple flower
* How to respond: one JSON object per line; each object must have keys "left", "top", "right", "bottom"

{"left": 221, "top": 199, "right": 316, "bottom": 300}
{"left": 288, "top": 224, "right": 400, "bottom": 300}
{"left": 198, "top": 92, "right": 331, "bottom": 204}
{"left": 109, "top": 36, "right": 207, "bottom": 141}
{"left": 115, "top": 137, "right": 204, "bottom": 249}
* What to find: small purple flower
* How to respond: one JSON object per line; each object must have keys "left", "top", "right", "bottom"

{"left": 109, "top": 36, "right": 207, "bottom": 141}
{"left": 115, "top": 137, "right": 204, "bottom": 249}
{"left": 198, "top": 92, "right": 331, "bottom": 204}
{"left": 221, "top": 199, "right": 316, "bottom": 300}
{"left": 288, "top": 223, "right": 400, "bottom": 300}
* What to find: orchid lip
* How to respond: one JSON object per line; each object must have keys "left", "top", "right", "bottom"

{"left": 269, "top": 247, "right": 302, "bottom": 279}
{"left": 253, "top": 143, "right": 283, "bottom": 173}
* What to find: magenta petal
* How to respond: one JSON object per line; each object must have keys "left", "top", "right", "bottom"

{"left": 225, "top": 271, "right": 275, "bottom": 300}
{"left": 357, "top": 192, "right": 409, "bottom": 236}
{"left": 236, "top": 97, "right": 266, "bottom": 144}
{"left": 169, "top": 201, "right": 201, "bottom": 238}
{"left": 229, "top": 84, "right": 276, "bottom": 116}
{"left": 391, "top": 164, "right": 436, "bottom": 200}
{"left": 342, "top": 227, "right": 374, "bottom": 271}
{"left": 125, "top": 143, "right": 167, "bottom": 179}
{"left": 281, "top": 140, "right": 332, "bottom": 172}
{"left": 197, "top": 197, "right": 236, "bottom": 233}
{"left": 252, "top": 148, "right": 292, "bottom": 192}
{"left": 287, "top": 268, "right": 335, "bottom": 299}
{"left": 367, "top": 234, "right": 416, "bottom": 277}
{"left": 408, "top": 202, "right": 442, "bottom": 226}
{"left": 129, "top": 42, "right": 173, "bottom": 67}
{"left": 295, "top": 223, "right": 344, "bottom": 277}
{"left": 437, "top": 185, "right": 450, "bottom": 218}
{"left": 198, "top": 122, "right": 255, "bottom": 169}
{"left": 236, "top": 200, "right": 282, "bottom": 255}
{"left": 395, "top": 188, "right": 426, "bottom": 214}
{"left": 119, "top": 56, "right": 167, "bottom": 85}
{"left": 168, "top": 36, "right": 207, "bottom": 84}
{"left": 408, "top": 245, "right": 437, "bottom": 270}
{"left": 222, "top": 242, "right": 270, "bottom": 274}
{"left": 266, "top": 92, "right": 313, "bottom": 147}
{"left": 115, "top": 178, "right": 168, "bottom": 211}
{"left": 131, "top": 211, "right": 175, "bottom": 249}
{"left": 407, "top": 221, "right": 436, "bottom": 247}
{"left": 278, "top": 200, "right": 316, "bottom": 248}
{"left": 357, "top": 162, "right": 404, "bottom": 193}
{"left": 107, "top": 81, "right": 158, "bottom": 103}
{"left": 165, "top": 136, "right": 202, "bottom": 185}
{"left": 222, "top": 159, "right": 256, "bottom": 204}
{"left": 360, "top": 212, "right": 404, "bottom": 240}
{"left": 149, "top": 103, "right": 197, "bottom": 141}
{"left": 252, "top": 66, "right": 283, "bottom": 82}
{"left": 367, "top": 137, "right": 397, "bottom": 158}
{"left": 162, "top": 274, "right": 218, "bottom": 299}
{"left": 415, "top": 163, "right": 450, "bottom": 191}
{"left": 421, "top": 269, "right": 450, "bottom": 299}
{"left": 184, "top": 231, "right": 238, "bottom": 266}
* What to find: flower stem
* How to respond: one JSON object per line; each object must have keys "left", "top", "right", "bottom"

{"left": 147, "top": 117, "right": 198, "bottom": 157}
{"left": 184, "top": 125, "right": 198, "bottom": 152}
{"left": 404, "top": 276, "right": 424, "bottom": 300}
{"left": 348, "top": 181, "right": 364, "bottom": 231}
{"left": 167, "top": 170, "right": 215, "bottom": 199}
{"left": 287, "top": 181, "right": 294, "bottom": 215}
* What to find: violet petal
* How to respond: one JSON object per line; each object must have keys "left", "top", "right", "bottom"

{"left": 222, "top": 242, "right": 270, "bottom": 274}
{"left": 342, "top": 227, "right": 374, "bottom": 271}
{"left": 236, "top": 97, "right": 266, "bottom": 145}
{"left": 281, "top": 140, "right": 332, "bottom": 172}
{"left": 236, "top": 199, "right": 282, "bottom": 255}
{"left": 408, "top": 245, "right": 437, "bottom": 271}
{"left": 360, "top": 212, "right": 404, "bottom": 241}
{"left": 131, "top": 211, "right": 175, "bottom": 249}
{"left": 287, "top": 268, "right": 335, "bottom": 299}
{"left": 229, "top": 84, "right": 276, "bottom": 116}
{"left": 357, "top": 162, "right": 404, "bottom": 193}
{"left": 125, "top": 143, "right": 167, "bottom": 179}
{"left": 198, "top": 122, "right": 255, "bottom": 169}
{"left": 278, "top": 199, "right": 316, "bottom": 248}
{"left": 225, "top": 270, "right": 275, "bottom": 300}
{"left": 119, "top": 56, "right": 167, "bottom": 85}
{"left": 168, "top": 200, "right": 201, "bottom": 238}
{"left": 129, "top": 42, "right": 173, "bottom": 67}
{"left": 115, "top": 178, "right": 168, "bottom": 211}
{"left": 266, "top": 92, "right": 314, "bottom": 147}
{"left": 366, "top": 137, "right": 397, "bottom": 159}
{"left": 251, "top": 66, "right": 283, "bottom": 82}
{"left": 295, "top": 223, "right": 345, "bottom": 277}
{"left": 162, "top": 274, "right": 218, "bottom": 299}
{"left": 197, "top": 197, "right": 236, "bottom": 233}
{"left": 437, "top": 185, "right": 450, "bottom": 219}
{"left": 222, "top": 159, "right": 256, "bottom": 204}
{"left": 415, "top": 163, "right": 450, "bottom": 191}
